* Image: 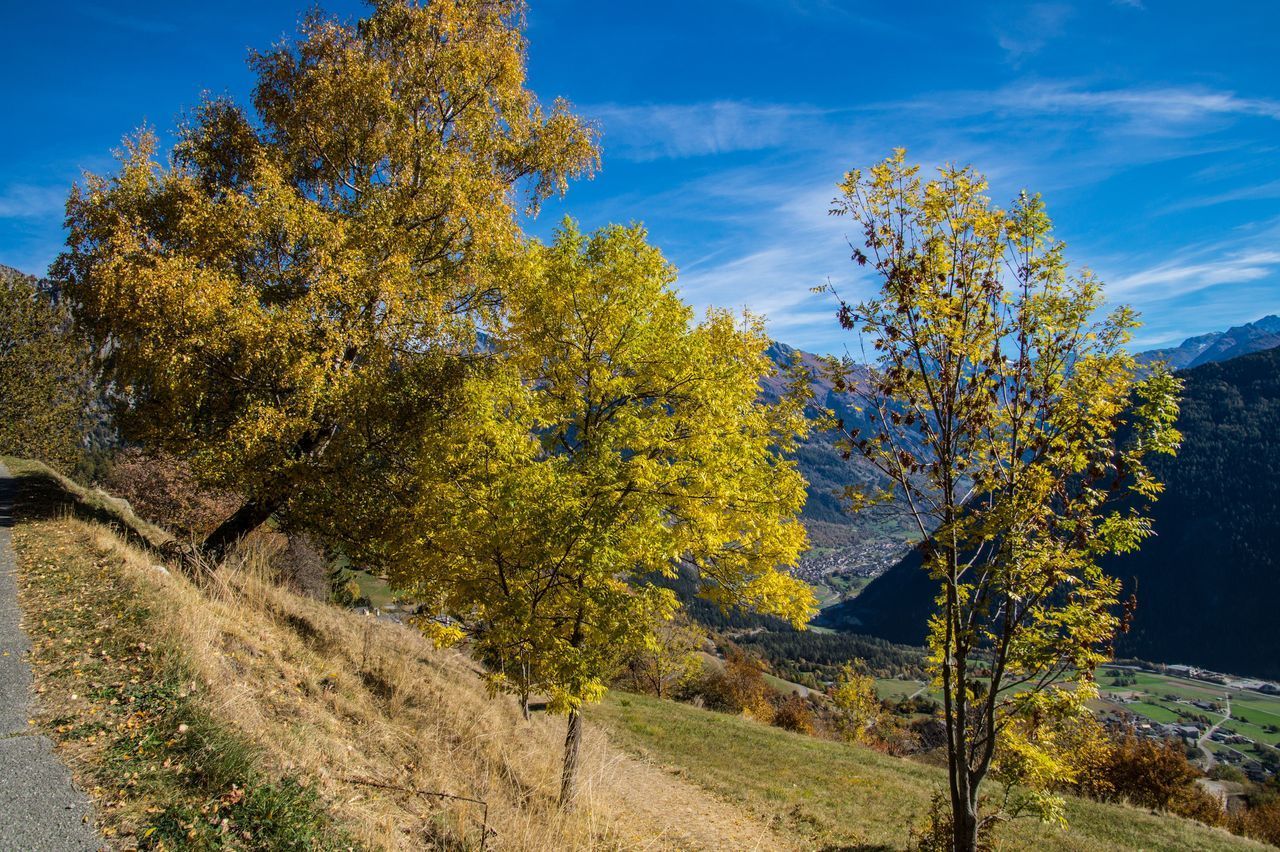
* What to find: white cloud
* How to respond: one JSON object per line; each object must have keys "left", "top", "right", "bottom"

{"left": 1161, "top": 179, "right": 1280, "bottom": 213}
{"left": 1111, "top": 249, "right": 1280, "bottom": 302}
{"left": 586, "top": 101, "right": 827, "bottom": 161}
{"left": 1000, "top": 84, "right": 1280, "bottom": 123}
{"left": 576, "top": 80, "right": 1280, "bottom": 353}
{"left": 0, "top": 185, "right": 67, "bottom": 220}
{"left": 891, "top": 82, "right": 1280, "bottom": 129}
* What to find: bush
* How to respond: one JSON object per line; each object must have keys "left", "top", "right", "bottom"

{"left": 1230, "top": 796, "right": 1280, "bottom": 847}
{"left": 100, "top": 449, "right": 240, "bottom": 538}
{"left": 909, "top": 792, "right": 994, "bottom": 851}
{"left": 1083, "top": 735, "right": 1199, "bottom": 811}
{"left": 270, "top": 531, "right": 330, "bottom": 600}
{"left": 698, "top": 648, "right": 774, "bottom": 723}
{"left": 772, "top": 694, "right": 815, "bottom": 735}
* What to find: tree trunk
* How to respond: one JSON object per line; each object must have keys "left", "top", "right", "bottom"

{"left": 200, "top": 495, "right": 288, "bottom": 563}
{"left": 195, "top": 425, "right": 338, "bottom": 564}
{"left": 558, "top": 706, "right": 583, "bottom": 808}
{"left": 951, "top": 784, "right": 979, "bottom": 852}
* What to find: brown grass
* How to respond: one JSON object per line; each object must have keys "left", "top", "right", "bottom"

{"left": 8, "top": 457, "right": 791, "bottom": 850}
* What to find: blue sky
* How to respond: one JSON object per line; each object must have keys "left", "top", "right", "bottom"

{"left": 3, "top": 1, "right": 1278, "bottom": 354}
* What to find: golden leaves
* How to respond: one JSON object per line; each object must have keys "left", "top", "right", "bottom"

{"left": 54, "top": 0, "right": 600, "bottom": 509}
{"left": 382, "top": 222, "right": 815, "bottom": 710}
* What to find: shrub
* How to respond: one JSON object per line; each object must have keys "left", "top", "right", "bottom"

{"left": 909, "top": 792, "right": 994, "bottom": 851}
{"left": 101, "top": 449, "right": 240, "bottom": 538}
{"left": 698, "top": 648, "right": 775, "bottom": 723}
{"left": 772, "top": 695, "right": 816, "bottom": 735}
{"left": 270, "top": 531, "right": 330, "bottom": 600}
{"left": 1230, "top": 796, "right": 1280, "bottom": 847}
{"left": 1084, "top": 735, "right": 1199, "bottom": 810}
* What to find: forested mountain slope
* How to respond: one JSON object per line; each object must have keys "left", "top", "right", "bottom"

{"left": 817, "top": 345, "right": 1280, "bottom": 679}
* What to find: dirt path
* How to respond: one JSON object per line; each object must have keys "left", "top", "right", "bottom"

{"left": 587, "top": 731, "right": 796, "bottom": 851}
{"left": 0, "top": 462, "right": 102, "bottom": 851}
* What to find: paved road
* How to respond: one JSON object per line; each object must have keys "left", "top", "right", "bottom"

{"left": 1196, "top": 694, "right": 1232, "bottom": 767}
{"left": 0, "top": 462, "right": 102, "bottom": 851}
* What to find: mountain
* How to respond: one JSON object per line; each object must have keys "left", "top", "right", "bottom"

{"left": 1137, "top": 315, "right": 1280, "bottom": 371}
{"left": 818, "top": 345, "right": 1280, "bottom": 679}
{"left": 762, "top": 343, "right": 917, "bottom": 593}
{"left": 771, "top": 314, "right": 1280, "bottom": 567}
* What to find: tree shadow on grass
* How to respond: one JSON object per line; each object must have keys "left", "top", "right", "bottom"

{"left": 5, "top": 463, "right": 168, "bottom": 555}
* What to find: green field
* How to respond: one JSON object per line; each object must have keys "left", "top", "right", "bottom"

{"left": 874, "top": 677, "right": 929, "bottom": 702}
{"left": 594, "top": 691, "right": 1262, "bottom": 851}
{"left": 1098, "top": 667, "right": 1280, "bottom": 749}
{"left": 763, "top": 672, "right": 813, "bottom": 696}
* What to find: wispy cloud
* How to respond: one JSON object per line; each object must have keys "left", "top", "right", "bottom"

{"left": 568, "top": 76, "right": 1280, "bottom": 354}
{"left": 994, "top": 3, "right": 1073, "bottom": 61}
{"left": 1111, "top": 249, "right": 1280, "bottom": 302}
{"left": 1162, "top": 178, "right": 1280, "bottom": 213}
{"left": 999, "top": 84, "right": 1280, "bottom": 123}
{"left": 586, "top": 101, "right": 828, "bottom": 161}
{"left": 893, "top": 82, "right": 1280, "bottom": 128}
{"left": 0, "top": 185, "right": 67, "bottom": 220}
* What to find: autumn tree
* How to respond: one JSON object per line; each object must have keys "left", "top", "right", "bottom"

{"left": 702, "top": 647, "right": 779, "bottom": 723}
{"left": 371, "top": 222, "right": 816, "bottom": 806}
{"left": 0, "top": 266, "right": 92, "bottom": 470}
{"left": 821, "top": 151, "right": 1182, "bottom": 849}
{"left": 618, "top": 616, "right": 706, "bottom": 700}
{"left": 831, "top": 663, "right": 882, "bottom": 744}
{"left": 53, "top": 0, "right": 598, "bottom": 561}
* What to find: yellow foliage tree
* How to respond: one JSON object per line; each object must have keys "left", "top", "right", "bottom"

{"left": 831, "top": 664, "right": 882, "bottom": 744}
{"left": 367, "top": 222, "right": 817, "bottom": 805}
{"left": 619, "top": 617, "right": 706, "bottom": 701}
{"left": 821, "top": 151, "right": 1182, "bottom": 849}
{"left": 0, "top": 266, "right": 92, "bottom": 470}
{"left": 53, "top": 0, "right": 598, "bottom": 560}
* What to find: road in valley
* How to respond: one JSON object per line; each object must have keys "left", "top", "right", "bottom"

{"left": 1196, "top": 693, "right": 1232, "bottom": 767}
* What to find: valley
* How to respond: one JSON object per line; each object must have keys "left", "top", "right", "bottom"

{"left": 795, "top": 338, "right": 1280, "bottom": 683}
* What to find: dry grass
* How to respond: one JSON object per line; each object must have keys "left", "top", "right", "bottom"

{"left": 131, "top": 537, "right": 620, "bottom": 850}
{"left": 8, "top": 458, "right": 790, "bottom": 851}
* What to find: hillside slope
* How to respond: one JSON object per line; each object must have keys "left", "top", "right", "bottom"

{"left": 4, "top": 458, "right": 790, "bottom": 851}
{"left": 6, "top": 461, "right": 1273, "bottom": 850}
{"left": 816, "top": 345, "right": 1280, "bottom": 678}
{"left": 594, "top": 690, "right": 1263, "bottom": 851}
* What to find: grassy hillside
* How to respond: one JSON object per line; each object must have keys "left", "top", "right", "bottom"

{"left": 6, "top": 456, "right": 1269, "bottom": 850}
{"left": 593, "top": 691, "right": 1265, "bottom": 851}
{"left": 4, "top": 458, "right": 788, "bottom": 851}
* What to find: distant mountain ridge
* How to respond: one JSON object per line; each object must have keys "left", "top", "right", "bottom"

{"left": 1136, "top": 315, "right": 1280, "bottom": 370}
{"left": 768, "top": 316, "right": 1280, "bottom": 604}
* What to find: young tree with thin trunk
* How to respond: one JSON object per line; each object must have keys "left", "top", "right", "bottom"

{"left": 53, "top": 0, "right": 597, "bottom": 562}
{"left": 821, "top": 151, "right": 1182, "bottom": 849}
{"left": 373, "top": 222, "right": 816, "bottom": 807}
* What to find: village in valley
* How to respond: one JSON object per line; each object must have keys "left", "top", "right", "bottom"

{"left": 1097, "top": 663, "right": 1280, "bottom": 784}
